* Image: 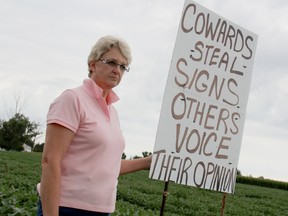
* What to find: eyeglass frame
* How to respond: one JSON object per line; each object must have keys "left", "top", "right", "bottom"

{"left": 98, "top": 58, "right": 130, "bottom": 72}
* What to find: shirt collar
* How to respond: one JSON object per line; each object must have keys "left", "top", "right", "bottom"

{"left": 82, "top": 79, "right": 119, "bottom": 105}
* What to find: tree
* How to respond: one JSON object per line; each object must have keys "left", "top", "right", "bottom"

{"left": 142, "top": 151, "right": 152, "bottom": 158}
{"left": 0, "top": 113, "right": 41, "bottom": 151}
{"left": 133, "top": 155, "right": 141, "bottom": 159}
{"left": 237, "top": 169, "right": 242, "bottom": 176}
{"left": 33, "top": 143, "right": 45, "bottom": 152}
{"left": 122, "top": 152, "right": 127, "bottom": 159}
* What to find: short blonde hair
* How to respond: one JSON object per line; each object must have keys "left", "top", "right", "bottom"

{"left": 87, "top": 35, "right": 132, "bottom": 77}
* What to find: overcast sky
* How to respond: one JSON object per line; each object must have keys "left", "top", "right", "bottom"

{"left": 0, "top": 0, "right": 287, "bottom": 182}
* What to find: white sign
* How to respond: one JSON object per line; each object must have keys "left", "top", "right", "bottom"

{"left": 149, "top": 0, "right": 258, "bottom": 194}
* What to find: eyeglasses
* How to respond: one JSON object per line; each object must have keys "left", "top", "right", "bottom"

{"left": 99, "top": 59, "right": 130, "bottom": 72}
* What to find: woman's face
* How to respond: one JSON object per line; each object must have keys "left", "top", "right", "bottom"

{"left": 89, "top": 47, "right": 128, "bottom": 92}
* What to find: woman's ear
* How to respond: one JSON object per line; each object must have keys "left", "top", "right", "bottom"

{"left": 88, "top": 60, "right": 96, "bottom": 70}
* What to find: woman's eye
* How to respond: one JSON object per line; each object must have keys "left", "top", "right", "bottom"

{"left": 120, "top": 65, "right": 126, "bottom": 70}
{"left": 107, "top": 60, "right": 117, "bottom": 67}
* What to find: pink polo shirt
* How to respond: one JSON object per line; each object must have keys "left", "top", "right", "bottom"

{"left": 43, "top": 79, "right": 125, "bottom": 213}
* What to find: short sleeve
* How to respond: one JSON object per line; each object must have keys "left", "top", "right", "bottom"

{"left": 47, "top": 90, "right": 81, "bottom": 133}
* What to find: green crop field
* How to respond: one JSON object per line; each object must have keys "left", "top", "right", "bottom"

{"left": 1, "top": 151, "right": 288, "bottom": 216}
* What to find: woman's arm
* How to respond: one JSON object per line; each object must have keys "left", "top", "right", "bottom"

{"left": 40, "top": 123, "right": 75, "bottom": 216}
{"left": 120, "top": 156, "right": 152, "bottom": 175}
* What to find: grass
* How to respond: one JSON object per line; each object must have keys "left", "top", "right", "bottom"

{"left": 0, "top": 151, "right": 288, "bottom": 215}
{"left": 0, "top": 151, "right": 41, "bottom": 215}
{"left": 115, "top": 171, "right": 288, "bottom": 216}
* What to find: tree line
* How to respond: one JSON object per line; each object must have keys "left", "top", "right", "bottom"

{"left": 0, "top": 112, "right": 152, "bottom": 158}
{"left": 0, "top": 94, "right": 43, "bottom": 152}
{"left": 0, "top": 112, "right": 42, "bottom": 152}
{"left": 0, "top": 109, "right": 151, "bottom": 158}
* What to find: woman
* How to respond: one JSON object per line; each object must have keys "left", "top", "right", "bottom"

{"left": 37, "top": 35, "right": 151, "bottom": 216}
